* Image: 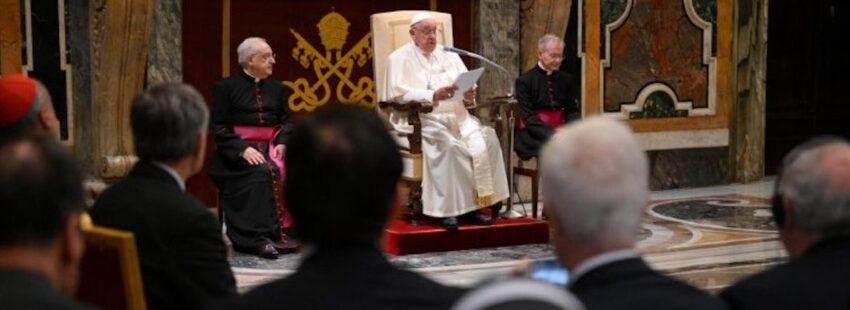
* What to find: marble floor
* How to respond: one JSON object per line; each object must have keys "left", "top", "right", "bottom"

{"left": 229, "top": 178, "right": 785, "bottom": 293}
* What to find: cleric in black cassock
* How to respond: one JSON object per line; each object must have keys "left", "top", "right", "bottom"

{"left": 514, "top": 34, "right": 580, "bottom": 160}
{"left": 208, "top": 37, "right": 294, "bottom": 259}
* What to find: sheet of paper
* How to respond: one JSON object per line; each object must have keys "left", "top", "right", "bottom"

{"left": 449, "top": 67, "right": 485, "bottom": 101}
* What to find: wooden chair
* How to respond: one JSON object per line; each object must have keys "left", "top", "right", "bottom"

{"left": 76, "top": 224, "right": 146, "bottom": 310}
{"left": 371, "top": 10, "right": 453, "bottom": 225}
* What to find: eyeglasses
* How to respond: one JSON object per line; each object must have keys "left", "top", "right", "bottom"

{"left": 255, "top": 52, "right": 276, "bottom": 62}
{"left": 545, "top": 53, "right": 564, "bottom": 60}
{"left": 414, "top": 27, "right": 439, "bottom": 36}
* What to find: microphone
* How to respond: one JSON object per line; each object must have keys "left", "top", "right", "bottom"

{"left": 443, "top": 46, "right": 475, "bottom": 57}
{"left": 443, "top": 46, "right": 513, "bottom": 97}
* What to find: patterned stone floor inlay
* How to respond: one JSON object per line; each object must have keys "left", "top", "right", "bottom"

{"left": 650, "top": 195, "right": 776, "bottom": 231}
{"left": 230, "top": 180, "right": 787, "bottom": 292}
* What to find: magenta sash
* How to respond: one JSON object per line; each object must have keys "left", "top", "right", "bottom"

{"left": 233, "top": 125, "right": 285, "bottom": 181}
{"left": 516, "top": 109, "right": 564, "bottom": 130}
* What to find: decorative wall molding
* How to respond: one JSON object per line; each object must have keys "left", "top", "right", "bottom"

{"left": 100, "top": 155, "right": 139, "bottom": 179}
{"left": 599, "top": 0, "right": 717, "bottom": 119}
{"left": 90, "top": 0, "right": 153, "bottom": 179}
{"left": 581, "top": 0, "right": 731, "bottom": 150}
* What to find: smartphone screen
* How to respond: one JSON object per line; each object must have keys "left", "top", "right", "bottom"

{"left": 528, "top": 259, "right": 569, "bottom": 286}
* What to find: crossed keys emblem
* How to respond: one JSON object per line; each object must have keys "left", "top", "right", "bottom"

{"left": 284, "top": 12, "right": 376, "bottom": 112}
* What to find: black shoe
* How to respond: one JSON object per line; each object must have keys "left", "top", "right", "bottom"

{"left": 273, "top": 238, "right": 300, "bottom": 254}
{"left": 256, "top": 242, "right": 279, "bottom": 259}
{"left": 472, "top": 210, "right": 494, "bottom": 226}
{"left": 442, "top": 217, "right": 459, "bottom": 231}
{"left": 489, "top": 202, "right": 503, "bottom": 214}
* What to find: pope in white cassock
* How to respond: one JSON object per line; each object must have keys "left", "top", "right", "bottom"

{"left": 380, "top": 12, "right": 509, "bottom": 230}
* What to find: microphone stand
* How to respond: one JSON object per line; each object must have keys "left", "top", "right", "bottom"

{"left": 444, "top": 46, "right": 525, "bottom": 219}
{"left": 443, "top": 46, "right": 513, "bottom": 97}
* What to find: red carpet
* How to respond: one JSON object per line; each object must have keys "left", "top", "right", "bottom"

{"left": 383, "top": 217, "right": 550, "bottom": 255}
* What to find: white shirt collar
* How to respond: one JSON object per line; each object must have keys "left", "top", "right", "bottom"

{"left": 152, "top": 161, "right": 186, "bottom": 192}
{"left": 243, "top": 69, "right": 261, "bottom": 83}
{"left": 538, "top": 62, "right": 555, "bottom": 76}
{"left": 569, "top": 249, "right": 640, "bottom": 285}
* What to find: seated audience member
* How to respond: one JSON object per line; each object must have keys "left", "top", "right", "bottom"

{"left": 216, "top": 105, "right": 466, "bottom": 310}
{"left": 0, "top": 74, "right": 61, "bottom": 141}
{"left": 539, "top": 116, "right": 727, "bottom": 310}
{"left": 452, "top": 278, "right": 585, "bottom": 310}
{"left": 720, "top": 137, "right": 850, "bottom": 310}
{"left": 513, "top": 34, "right": 579, "bottom": 160}
{"left": 0, "top": 135, "right": 91, "bottom": 309}
{"left": 90, "top": 83, "right": 236, "bottom": 309}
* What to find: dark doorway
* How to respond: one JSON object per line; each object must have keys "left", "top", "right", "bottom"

{"left": 766, "top": 1, "right": 850, "bottom": 174}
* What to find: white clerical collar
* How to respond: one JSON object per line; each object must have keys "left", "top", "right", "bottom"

{"left": 538, "top": 62, "right": 556, "bottom": 76}
{"left": 243, "top": 69, "right": 261, "bottom": 83}
{"left": 413, "top": 42, "right": 437, "bottom": 58}
{"left": 152, "top": 161, "right": 186, "bottom": 191}
{"left": 569, "top": 249, "right": 640, "bottom": 285}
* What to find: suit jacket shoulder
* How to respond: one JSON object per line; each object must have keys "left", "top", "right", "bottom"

{"left": 720, "top": 238, "right": 850, "bottom": 310}
{"left": 571, "top": 258, "right": 727, "bottom": 310}
{"left": 90, "top": 162, "right": 236, "bottom": 310}
{"left": 215, "top": 247, "right": 465, "bottom": 310}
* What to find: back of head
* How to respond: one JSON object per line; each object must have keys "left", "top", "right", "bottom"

{"left": 0, "top": 74, "right": 46, "bottom": 141}
{"left": 285, "top": 105, "right": 403, "bottom": 246}
{"left": 0, "top": 134, "right": 84, "bottom": 247}
{"left": 540, "top": 116, "right": 648, "bottom": 247}
{"left": 452, "top": 278, "right": 585, "bottom": 310}
{"left": 775, "top": 136, "right": 850, "bottom": 237}
{"left": 131, "top": 82, "right": 209, "bottom": 163}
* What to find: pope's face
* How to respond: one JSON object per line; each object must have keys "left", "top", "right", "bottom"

{"left": 410, "top": 19, "right": 438, "bottom": 54}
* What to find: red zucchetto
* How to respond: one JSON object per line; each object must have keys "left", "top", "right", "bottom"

{"left": 0, "top": 74, "right": 39, "bottom": 128}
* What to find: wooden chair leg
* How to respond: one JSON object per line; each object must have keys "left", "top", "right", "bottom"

{"left": 531, "top": 170, "right": 539, "bottom": 219}
{"left": 405, "top": 179, "right": 422, "bottom": 226}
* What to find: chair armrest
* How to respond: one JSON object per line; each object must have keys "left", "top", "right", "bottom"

{"left": 378, "top": 101, "right": 432, "bottom": 154}
{"left": 378, "top": 100, "right": 433, "bottom": 114}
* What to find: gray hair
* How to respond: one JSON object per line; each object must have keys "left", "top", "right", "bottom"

{"left": 130, "top": 83, "right": 209, "bottom": 163}
{"left": 540, "top": 116, "right": 648, "bottom": 247}
{"left": 237, "top": 37, "right": 268, "bottom": 67}
{"left": 538, "top": 34, "right": 565, "bottom": 52}
{"left": 777, "top": 138, "right": 850, "bottom": 236}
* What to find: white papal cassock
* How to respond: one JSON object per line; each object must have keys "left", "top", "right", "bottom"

{"left": 381, "top": 42, "right": 509, "bottom": 218}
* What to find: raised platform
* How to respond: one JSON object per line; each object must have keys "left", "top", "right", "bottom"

{"left": 382, "top": 217, "right": 550, "bottom": 255}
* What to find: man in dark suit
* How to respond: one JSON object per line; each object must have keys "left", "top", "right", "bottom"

{"left": 720, "top": 137, "right": 850, "bottom": 310}
{"left": 217, "top": 105, "right": 465, "bottom": 310}
{"left": 90, "top": 83, "right": 236, "bottom": 309}
{"left": 539, "top": 117, "right": 726, "bottom": 310}
{"left": 0, "top": 135, "right": 91, "bottom": 309}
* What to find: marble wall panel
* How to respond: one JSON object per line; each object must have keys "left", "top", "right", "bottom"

{"left": 604, "top": 0, "right": 709, "bottom": 113}
{"left": 649, "top": 147, "right": 729, "bottom": 190}
{"left": 146, "top": 0, "right": 182, "bottom": 84}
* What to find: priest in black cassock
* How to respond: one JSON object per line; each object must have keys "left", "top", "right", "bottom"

{"left": 209, "top": 37, "right": 294, "bottom": 259}
{"left": 514, "top": 34, "right": 580, "bottom": 160}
